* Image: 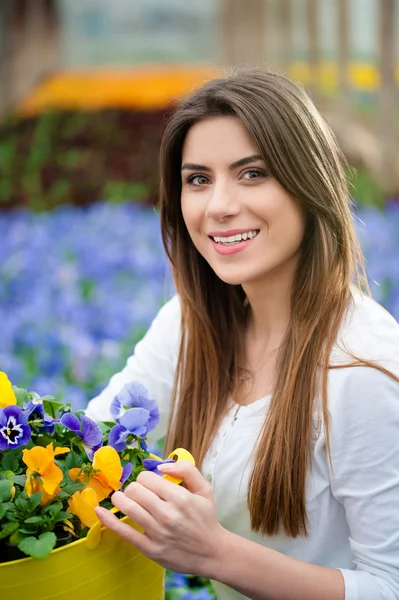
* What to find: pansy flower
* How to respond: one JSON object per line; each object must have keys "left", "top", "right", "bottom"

{"left": 24, "top": 396, "right": 56, "bottom": 434}
{"left": 0, "top": 405, "right": 31, "bottom": 450}
{"left": 144, "top": 457, "right": 175, "bottom": 476}
{"left": 23, "top": 443, "right": 70, "bottom": 504}
{"left": 108, "top": 407, "right": 153, "bottom": 452}
{"left": 60, "top": 413, "right": 103, "bottom": 460}
{"left": 69, "top": 446, "right": 123, "bottom": 502}
{"left": 0, "top": 372, "right": 17, "bottom": 409}
{"left": 68, "top": 487, "right": 99, "bottom": 528}
{"left": 110, "top": 381, "right": 159, "bottom": 431}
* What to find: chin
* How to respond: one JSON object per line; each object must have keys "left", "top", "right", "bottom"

{"left": 211, "top": 267, "right": 255, "bottom": 287}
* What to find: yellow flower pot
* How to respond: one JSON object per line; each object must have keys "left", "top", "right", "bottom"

{"left": 0, "top": 448, "right": 196, "bottom": 598}
{"left": 0, "top": 516, "right": 165, "bottom": 599}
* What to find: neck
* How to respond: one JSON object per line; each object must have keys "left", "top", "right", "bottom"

{"left": 242, "top": 258, "right": 297, "bottom": 350}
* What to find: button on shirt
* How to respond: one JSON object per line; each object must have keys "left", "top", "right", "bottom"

{"left": 86, "top": 292, "right": 399, "bottom": 600}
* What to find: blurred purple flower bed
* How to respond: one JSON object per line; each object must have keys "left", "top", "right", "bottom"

{"left": 0, "top": 200, "right": 398, "bottom": 599}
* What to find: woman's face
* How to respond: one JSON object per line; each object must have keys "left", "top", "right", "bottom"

{"left": 180, "top": 116, "right": 306, "bottom": 287}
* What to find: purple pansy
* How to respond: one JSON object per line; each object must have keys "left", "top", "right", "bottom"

{"left": 108, "top": 407, "right": 152, "bottom": 452}
{"left": 143, "top": 457, "right": 175, "bottom": 476}
{"left": 0, "top": 405, "right": 31, "bottom": 450}
{"left": 110, "top": 381, "right": 159, "bottom": 433}
{"left": 24, "top": 397, "right": 56, "bottom": 433}
{"left": 60, "top": 413, "right": 103, "bottom": 460}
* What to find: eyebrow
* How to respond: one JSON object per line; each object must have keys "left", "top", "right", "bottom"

{"left": 181, "top": 154, "right": 264, "bottom": 172}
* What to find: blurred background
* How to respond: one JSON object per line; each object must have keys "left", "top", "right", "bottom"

{"left": 0, "top": 1, "right": 398, "bottom": 598}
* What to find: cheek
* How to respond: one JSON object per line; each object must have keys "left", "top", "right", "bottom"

{"left": 181, "top": 197, "right": 204, "bottom": 235}
{"left": 268, "top": 200, "right": 305, "bottom": 245}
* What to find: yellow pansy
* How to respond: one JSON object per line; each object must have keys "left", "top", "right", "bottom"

{"left": 23, "top": 443, "right": 70, "bottom": 505}
{"left": 69, "top": 446, "right": 123, "bottom": 502}
{"left": 0, "top": 372, "right": 17, "bottom": 409}
{"left": 68, "top": 487, "right": 99, "bottom": 528}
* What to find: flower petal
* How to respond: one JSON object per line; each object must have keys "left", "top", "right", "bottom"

{"left": 92, "top": 446, "right": 123, "bottom": 491}
{"left": 16, "top": 424, "right": 32, "bottom": 448}
{"left": 110, "top": 394, "right": 124, "bottom": 421}
{"left": 120, "top": 462, "right": 133, "bottom": 485}
{"left": 41, "top": 461, "right": 64, "bottom": 496}
{"left": 80, "top": 415, "right": 103, "bottom": 447}
{"left": 22, "top": 446, "right": 52, "bottom": 473}
{"left": 108, "top": 424, "right": 129, "bottom": 452}
{"left": 84, "top": 440, "right": 103, "bottom": 461}
{"left": 144, "top": 457, "right": 174, "bottom": 476}
{"left": 68, "top": 487, "right": 99, "bottom": 528}
{"left": 4, "top": 405, "right": 29, "bottom": 425}
{"left": 53, "top": 446, "right": 70, "bottom": 457}
{"left": 60, "top": 413, "right": 81, "bottom": 435}
{"left": 119, "top": 407, "right": 149, "bottom": 437}
{"left": 0, "top": 372, "right": 17, "bottom": 409}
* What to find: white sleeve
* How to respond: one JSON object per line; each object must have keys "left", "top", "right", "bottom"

{"left": 85, "top": 295, "right": 181, "bottom": 446}
{"left": 328, "top": 366, "right": 399, "bottom": 600}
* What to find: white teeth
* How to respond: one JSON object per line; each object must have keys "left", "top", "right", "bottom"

{"left": 211, "top": 230, "right": 258, "bottom": 244}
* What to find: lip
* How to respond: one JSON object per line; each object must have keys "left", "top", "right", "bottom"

{"left": 209, "top": 232, "right": 259, "bottom": 256}
{"left": 208, "top": 228, "right": 260, "bottom": 237}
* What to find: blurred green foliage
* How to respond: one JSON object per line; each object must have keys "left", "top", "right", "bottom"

{"left": 0, "top": 109, "right": 388, "bottom": 211}
{"left": 0, "top": 109, "right": 167, "bottom": 210}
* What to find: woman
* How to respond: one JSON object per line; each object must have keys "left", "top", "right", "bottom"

{"left": 86, "top": 69, "right": 399, "bottom": 600}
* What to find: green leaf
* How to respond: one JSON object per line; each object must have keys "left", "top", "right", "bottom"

{"left": 64, "top": 450, "right": 84, "bottom": 470}
{"left": 98, "top": 421, "right": 112, "bottom": 434}
{"left": 0, "top": 503, "right": 7, "bottom": 519}
{"left": 11, "top": 474, "right": 26, "bottom": 487}
{"left": 43, "top": 399, "right": 63, "bottom": 417}
{"left": 2, "top": 452, "right": 19, "bottom": 472}
{"left": 59, "top": 482, "right": 85, "bottom": 496}
{"left": 18, "top": 532, "right": 57, "bottom": 560}
{"left": 0, "top": 479, "right": 12, "bottom": 501}
{"left": 15, "top": 496, "right": 28, "bottom": 511}
{"left": 24, "top": 516, "right": 45, "bottom": 525}
{"left": 56, "top": 511, "right": 72, "bottom": 521}
{"left": 28, "top": 492, "right": 42, "bottom": 511}
{"left": 9, "top": 529, "right": 26, "bottom": 546}
{"left": 0, "top": 521, "right": 19, "bottom": 540}
{"left": 47, "top": 501, "right": 62, "bottom": 517}
{"left": 12, "top": 386, "right": 30, "bottom": 406}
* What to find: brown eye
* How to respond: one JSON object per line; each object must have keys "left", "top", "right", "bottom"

{"left": 186, "top": 174, "right": 209, "bottom": 186}
{"left": 242, "top": 169, "right": 266, "bottom": 180}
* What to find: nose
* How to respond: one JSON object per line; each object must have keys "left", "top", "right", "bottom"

{"left": 205, "top": 180, "right": 241, "bottom": 222}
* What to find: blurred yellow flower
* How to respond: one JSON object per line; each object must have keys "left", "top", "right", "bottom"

{"left": 69, "top": 446, "right": 123, "bottom": 502}
{"left": 17, "top": 66, "right": 221, "bottom": 116}
{"left": 0, "top": 372, "right": 17, "bottom": 409}
{"left": 68, "top": 487, "right": 99, "bottom": 528}
{"left": 23, "top": 443, "right": 70, "bottom": 504}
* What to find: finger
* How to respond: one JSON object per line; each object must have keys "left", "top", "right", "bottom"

{"left": 111, "top": 490, "right": 158, "bottom": 536}
{"left": 136, "top": 470, "right": 189, "bottom": 502}
{"left": 94, "top": 505, "right": 154, "bottom": 556}
{"left": 157, "top": 461, "right": 213, "bottom": 498}
{"left": 124, "top": 481, "right": 168, "bottom": 520}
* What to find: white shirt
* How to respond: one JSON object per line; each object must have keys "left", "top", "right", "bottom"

{"left": 86, "top": 291, "right": 399, "bottom": 600}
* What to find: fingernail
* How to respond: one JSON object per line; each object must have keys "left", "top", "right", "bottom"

{"left": 157, "top": 463, "right": 173, "bottom": 471}
{"left": 95, "top": 506, "right": 108, "bottom": 516}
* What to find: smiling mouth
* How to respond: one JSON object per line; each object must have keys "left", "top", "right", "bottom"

{"left": 209, "top": 230, "right": 260, "bottom": 245}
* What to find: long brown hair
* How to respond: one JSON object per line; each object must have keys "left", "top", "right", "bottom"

{"left": 159, "top": 69, "right": 397, "bottom": 538}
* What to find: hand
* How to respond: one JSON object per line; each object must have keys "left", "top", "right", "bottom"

{"left": 95, "top": 460, "right": 227, "bottom": 576}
